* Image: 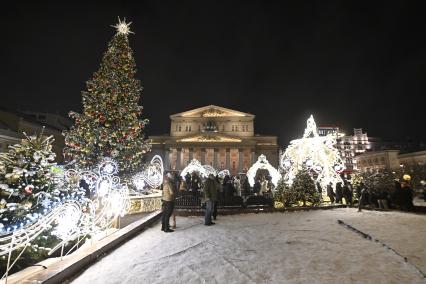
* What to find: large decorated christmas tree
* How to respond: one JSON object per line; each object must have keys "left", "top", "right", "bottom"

{"left": 64, "top": 18, "right": 150, "bottom": 175}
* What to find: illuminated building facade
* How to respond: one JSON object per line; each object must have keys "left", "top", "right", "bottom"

{"left": 148, "top": 105, "right": 279, "bottom": 174}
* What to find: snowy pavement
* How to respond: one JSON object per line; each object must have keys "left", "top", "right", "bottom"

{"left": 71, "top": 208, "right": 426, "bottom": 284}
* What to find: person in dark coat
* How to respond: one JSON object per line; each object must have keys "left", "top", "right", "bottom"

{"left": 185, "top": 172, "right": 192, "bottom": 191}
{"left": 222, "top": 175, "right": 230, "bottom": 200}
{"left": 335, "top": 182, "right": 343, "bottom": 204}
{"left": 243, "top": 177, "right": 251, "bottom": 196}
{"left": 316, "top": 182, "right": 323, "bottom": 200}
{"left": 212, "top": 175, "right": 221, "bottom": 220}
{"left": 400, "top": 180, "right": 415, "bottom": 212}
{"left": 342, "top": 181, "right": 352, "bottom": 205}
{"left": 253, "top": 178, "right": 261, "bottom": 195}
{"left": 203, "top": 174, "right": 219, "bottom": 226}
{"left": 326, "top": 182, "right": 335, "bottom": 203}
{"left": 191, "top": 172, "right": 200, "bottom": 196}
{"left": 79, "top": 178, "right": 91, "bottom": 199}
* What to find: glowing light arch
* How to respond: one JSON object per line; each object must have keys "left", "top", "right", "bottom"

{"left": 246, "top": 154, "right": 281, "bottom": 187}
{"left": 180, "top": 159, "right": 208, "bottom": 179}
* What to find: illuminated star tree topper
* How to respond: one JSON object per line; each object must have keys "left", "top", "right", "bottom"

{"left": 111, "top": 17, "right": 134, "bottom": 35}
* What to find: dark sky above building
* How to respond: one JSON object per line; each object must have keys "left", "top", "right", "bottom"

{"left": 1, "top": 1, "right": 426, "bottom": 147}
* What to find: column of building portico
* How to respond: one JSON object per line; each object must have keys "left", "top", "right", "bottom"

{"left": 201, "top": 148, "right": 206, "bottom": 165}
{"left": 189, "top": 148, "right": 193, "bottom": 161}
{"left": 251, "top": 150, "right": 256, "bottom": 165}
{"left": 164, "top": 148, "right": 170, "bottom": 170}
{"left": 238, "top": 149, "right": 244, "bottom": 172}
{"left": 226, "top": 148, "right": 231, "bottom": 169}
{"left": 213, "top": 148, "right": 219, "bottom": 169}
{"left": 176, "top": 148, "right": 182, "bottom": 170}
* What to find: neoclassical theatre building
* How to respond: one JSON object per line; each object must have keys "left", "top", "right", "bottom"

{"left": 148, "top": 105, "right": 279, "bottom": 174}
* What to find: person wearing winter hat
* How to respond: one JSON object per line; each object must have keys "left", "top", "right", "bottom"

{"left": 161, "top": 173, "right": 175, "bottom": 232}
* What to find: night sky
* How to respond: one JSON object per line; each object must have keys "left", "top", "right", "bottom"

{"left": 2, "top": 1, "right": 426, "bottom": 147}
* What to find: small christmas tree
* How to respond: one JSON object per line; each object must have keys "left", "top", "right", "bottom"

{"left": 274, "top": 179, "right": 298, "bottom": 207}
{"left": 0, "top": 129, "right": 56, "bottom": 224}
{"left": 64, "top": 18, "right": 150, "bottom": 176}
{"left": 291, "top": 168, "right": 320, "bottom": 206}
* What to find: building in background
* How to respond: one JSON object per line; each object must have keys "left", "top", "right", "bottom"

{"left": 148, "top": 105, "right": 279, "bottom": 174}
{"left": 0, "top": 121, "right": 21, "bottom": 152}
{"left": 355, "top": 150, "right": 400, "bottom": 172}
{"left": 0, "top": 107, "right": 70, "bottom": 161}
{"left": 317, "top": 126, "right": 371, "bottom": 171}
{"left": 356, "top": 149, "right": 426, "bottom": 172}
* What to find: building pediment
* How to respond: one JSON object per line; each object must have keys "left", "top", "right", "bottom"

{"left": 170, "top": 105, "right": 254, "bottom": 119}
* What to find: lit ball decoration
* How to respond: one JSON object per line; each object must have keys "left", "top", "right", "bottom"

{"left": 246, "top": 154, "right": 281, "bottom": 187}
{"left": 280, "top": 115, "right": 345, "bottom": 193}
{"left": 403, "top": 174, "right": 411, "bottom": 181}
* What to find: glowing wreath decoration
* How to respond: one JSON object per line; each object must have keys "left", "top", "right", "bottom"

{"left": 246, "top": 155, "right": 281, "bottom": 187}
{"left": 280, "top": 115, "right": 344, "bottom": 192}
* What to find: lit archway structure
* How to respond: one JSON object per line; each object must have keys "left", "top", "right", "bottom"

{"left": 246, "top": 154, "right": 281, "bottom": 187}
{"left": 180, "top": 159, "right": 208, "bottom": 178}
{"left": 280, "top": 115, "right": 345, "bottom": 191}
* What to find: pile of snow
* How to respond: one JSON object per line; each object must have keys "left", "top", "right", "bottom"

{"left": 72, "top": 208, "right": 426, "bottom": 284}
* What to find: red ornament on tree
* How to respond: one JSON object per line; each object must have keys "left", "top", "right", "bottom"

{"left": 24, "top": 185, "right": 34, "bottom": 194}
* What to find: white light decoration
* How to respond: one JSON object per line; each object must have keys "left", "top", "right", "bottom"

{"left": 203, "top": 165, "right": 217, "bottom": 177}
{"left": 246, "top": 155, "right": 281, "bottom": 187}
{"left": 280, "top": 115, "right": 345, "bottom": 193}
{"left": 0, "top": 157, "right": 130, "bottom": 279}
{"left": 218, "top": 169, "right": 231, "bottom": 179}
{"left": 180, "top": 159, "right": 208, "bottom": 178}
{"left": 132, "top": 155, "right": 164, "bottom": 190}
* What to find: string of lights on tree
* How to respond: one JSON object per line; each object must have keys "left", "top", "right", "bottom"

{"left": 63, "top": 17, "right": 150, "bottom": 177}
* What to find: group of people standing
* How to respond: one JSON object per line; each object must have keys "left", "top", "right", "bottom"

{"left": 326, "top": 181, "right": 353, "bottom": 205}
{"left": 324, "top": 177, "right": 416, "bottom": 212}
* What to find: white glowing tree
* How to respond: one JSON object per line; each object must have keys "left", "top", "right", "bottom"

{"left": 280, "top": 115, "right": 344, "bottom": 194}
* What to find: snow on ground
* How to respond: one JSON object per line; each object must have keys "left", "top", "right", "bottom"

{"left": 71, "top": 208, "right": 426, "bottom": 284}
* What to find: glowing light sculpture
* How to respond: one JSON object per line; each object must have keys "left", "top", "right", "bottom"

{"left": 180, "top": 159, "right": 208, "bottom": 179}
{"left": 246, "top": 155, "right": 281, "bottom": 187}
{"left": 218, "top": 169, "right": 231, "bottom": 179}
{"left": 280, "top": 115, "right": 345, "bottom": 192}
{"left": 202, "top": 165, "right": 217, "bottom": 177}
{"left": 132, "top": 155, "right": 164, "bottom": 190}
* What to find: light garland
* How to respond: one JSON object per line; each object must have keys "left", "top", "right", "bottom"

{"left": 246, "top": 155, "right": 281, "bottom": 187}
{"left": 280, "top": 115, "right": 345, "bottom": 192}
